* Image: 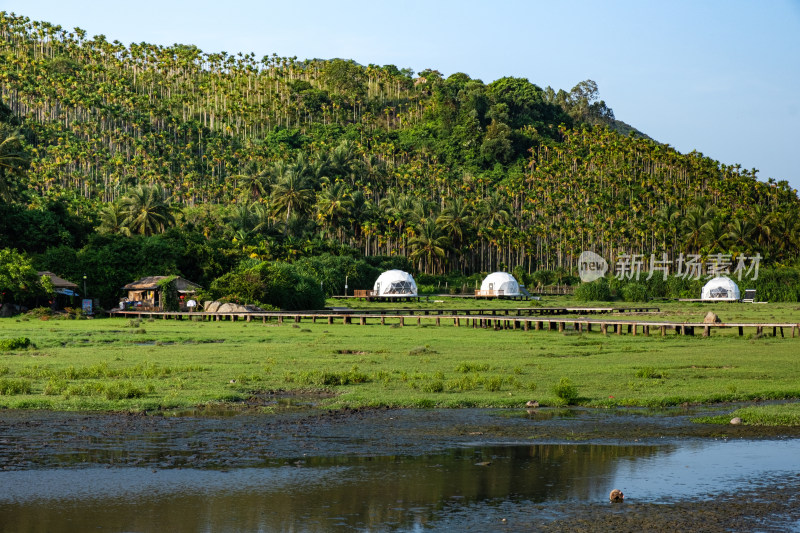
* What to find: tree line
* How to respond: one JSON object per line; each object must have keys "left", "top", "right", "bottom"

{"left": 0, "top": 11, "right": 798, "bottom": 308}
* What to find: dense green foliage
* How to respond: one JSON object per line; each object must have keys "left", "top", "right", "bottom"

{"left": 208, "top": 260, "right": 325, "bottom": 310}
{"left": 0, "top": 11, "right": 798, "bottom": 307}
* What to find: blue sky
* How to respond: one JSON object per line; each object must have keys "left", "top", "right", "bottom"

{"left": 4, "top": 0, "right": 800, "bottom": 191}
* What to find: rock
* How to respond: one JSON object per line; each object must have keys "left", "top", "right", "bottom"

{"left": 205, "top": 301, "right": 220, "bottom": 313}
{"left": 703, "top": 312, "right": 721, "bottom": 324}
{"left": 730, "top": 417, "right": 743, "bottom": 425}
{"left": 213, "top": 302, "right": 263, "bottom": 313}
{"left": 525, "top": 400, "right": 539, "bottom": 408}
{"left": 609, "top": 489, "right": 624, "bottom": 502}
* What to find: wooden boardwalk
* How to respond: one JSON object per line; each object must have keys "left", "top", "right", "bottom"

{"left": 109, "top": 308, "right": 798, "bottom": 339}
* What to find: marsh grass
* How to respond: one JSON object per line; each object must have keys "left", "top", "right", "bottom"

{"left": 0, "top": 302, "right": 798, "bottom": 418}
{"left": 694, "top": 403, "right": 800, "bottom": 426}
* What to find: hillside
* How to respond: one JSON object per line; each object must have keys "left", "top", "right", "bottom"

{"left": 0, "top": 11, "right": 798, "bottom": 286}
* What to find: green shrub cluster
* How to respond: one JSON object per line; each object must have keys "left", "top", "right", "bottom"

{"left": 553, "top": 377, "right": 579, "bottom": 404}
{"left": 0, "top": 337, "right": 31, "bottom": 351}
{"left": 0, "top": 378, "right": 32, "bottom": 395}
{"left": 574, "top": 278, "right": 611, "bottom": 301}
{"left": 209, "top": 260, "right": 326, "bottom": 310}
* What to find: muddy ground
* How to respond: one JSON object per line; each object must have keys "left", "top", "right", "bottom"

{"left": 2, "top": 401, "right": 800, "bottom": 532}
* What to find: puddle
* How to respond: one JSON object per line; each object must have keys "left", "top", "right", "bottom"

{"left": 1, "top": 441, "right": 799, "bottom": 532}
{"left": 1, "top": 408, "right": 799, "bottom": 531}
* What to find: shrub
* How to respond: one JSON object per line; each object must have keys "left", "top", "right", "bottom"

{"left": 0, "top": 337, "right": 31, "bottom": 351}
{"left": 574, "top": 278, "right": 611, "bottom": 301}
{"left": 635, "top": 367, "right": 663, "bottom": 379}
{"left": 0, "top": 378, "right": 32, "bottom": 395}
{"left": 620, "top": 282, "right": 649, "bottom": 302}
{"left": 553, "top": 377, "right": 579, "bottom": 404}
{"left": 484, "top": 377, "right": 503, "bottom": 392}
{"left": 455, "top": 362, "right": 490, "bottom": 373}
{"left": 422, "top": 380, "right": 445, "bottom": 393}
{"left": 209, "top": 260, "right": 326, "bottom": 310}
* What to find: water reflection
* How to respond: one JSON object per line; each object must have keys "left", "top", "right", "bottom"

{"left": 2, "top": 440, "right": 798, "bottom": 532}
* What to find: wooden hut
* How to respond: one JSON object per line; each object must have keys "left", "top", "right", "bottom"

{"left": 121, "top": 276, "right": 201, "bottom": 310}
{"left": 38, "top": 271, "right": 80, "bottom": 309}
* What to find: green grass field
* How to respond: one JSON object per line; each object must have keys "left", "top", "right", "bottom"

{"left": 1, "top": 297, "right": 799, "bottom": 426}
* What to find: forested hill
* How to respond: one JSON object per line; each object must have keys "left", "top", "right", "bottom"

{"left": 1, "top": 11, "right": 798, "bottom": 282}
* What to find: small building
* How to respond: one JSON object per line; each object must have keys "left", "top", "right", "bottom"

{"left": 701, "top": 276, "right": 741, "bottom": 301}
{"left": 38, "top": 271, "right": 79, "bottom": 310}
{"left": 121, "top": 276, "right": 201, "bottom": 310}
{"left": 477, "top": 272, "right": 521, "bottom": 298}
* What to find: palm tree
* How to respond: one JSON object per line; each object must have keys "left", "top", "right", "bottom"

{"left": 408, "top": 218, "right": 450, "bottom": 274}
{"left": 98, "top": 201, "right": 132, "bottom": 236}
{"left": 727, "top": 217, "right": 755, "bottom": 252}
{"left": 270, "top": 166, "right": 315, "bottom": 224}
{"left": 682, "top": 207, "right": 708, "bottom": 253}
{"left": 0, "top": 126, "right": 28, "bottom": 202}
{"left": 701, "top": 217, "right": 728, "bottom": 253}
{"left": 315, "top": 181, "right": 353, "bottom": 239}
{"left": 120, "top": 184, "right": 176, "bottom": 236}
{"left": 234, "top": 166, "right": 272, "bottom": 201}
{"left": 437, "top": 197, "right": 474, "bottom": 269}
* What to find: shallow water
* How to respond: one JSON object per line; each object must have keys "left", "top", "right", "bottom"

{"left": 2, "top": 438, "right": 800, "bottom": 532}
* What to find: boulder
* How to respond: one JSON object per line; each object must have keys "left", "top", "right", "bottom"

{"left": 216, "top": 302, "right": 263, "bottom": 313}
{"left": 703, "top": 312, "right": 721, "bottom": 324}
{"left": 204, "top": 301, "right": 220, "bottom": 313}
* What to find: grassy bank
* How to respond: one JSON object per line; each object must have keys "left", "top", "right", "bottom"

{"left": 1, "top": 302, "right": 799, "bottom": 425}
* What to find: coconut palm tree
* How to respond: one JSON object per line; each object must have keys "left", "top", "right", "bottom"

{"left": 270, "top": 166, "right": 315, "bottom": 224}
{"left": 315, "top": 181, "right": 353, "bottom": 239}
{"left": 120, "top": 184, "right": 176, "bottom": 236}
{"left": 98, "top": 201, "right": 132, "bottom": 236}
{"left": 408, "top": 218, "right": 450, "bottom": 274}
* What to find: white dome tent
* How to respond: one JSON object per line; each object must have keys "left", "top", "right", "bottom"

{"left": 478, "top": 272, "right": 521, "bottom": 297}
{"left": 701, "top": 276, "right": 741, "bottom": 301}
{"left": 373, "top": 270, "right": 418, "bottom": 298}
